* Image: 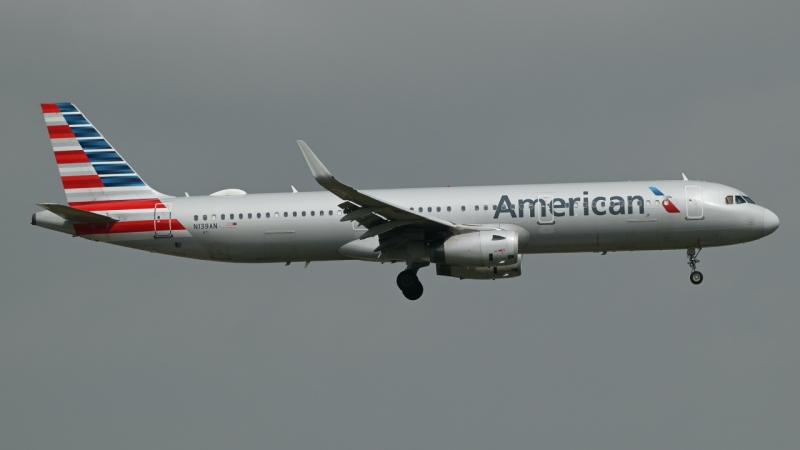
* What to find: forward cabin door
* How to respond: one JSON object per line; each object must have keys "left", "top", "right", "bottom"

{"left": 685, "top": 186, "right": 703, "bottom": 219}
{"left": 154, "top": 203, "right": 172, "bottom": 237}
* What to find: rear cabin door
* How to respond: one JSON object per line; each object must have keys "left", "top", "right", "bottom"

{"left": 685, "top": 186, "right": 703, "bottom": 219}
{"left": 154, "top": 203, "right": 172, "bottom": 237}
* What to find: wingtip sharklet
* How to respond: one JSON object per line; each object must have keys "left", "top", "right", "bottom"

{"left": 297, "top": 140, "right": 334, "bottom": 182}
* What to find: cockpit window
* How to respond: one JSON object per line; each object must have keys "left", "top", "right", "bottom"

{"left": 726, "top": 195, "right": 734, "bottom": 205}
{"left": 735, "top": 195, "right": 746, "bottom": 204}
{"left": 744, "top": 196, "right": 755, "bottom": 204}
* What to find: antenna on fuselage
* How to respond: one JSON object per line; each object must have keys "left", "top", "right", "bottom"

{"left": 291, "top": 186, "right": 298, "bottom": 193}
{"left": 682, "top": 173, "right": 689, "bottom": 181}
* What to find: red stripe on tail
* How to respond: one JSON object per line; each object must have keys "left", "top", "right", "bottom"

{"left": 48, "top": 125, "right": 75, "bottom": 139}
{"left": 41, "top": 103, "right": 60, "bottom": 114}
{"left": 68, "top": 198, "right": 164, "bottom": 211}
{"left": 61, "top": 175, "right": 104, "bottom": 189}
{"left": 74, "top": 219, "right": 185, "bottom": 236}
{"left": 54, "top": 150, "right": 90, "bottom": 164}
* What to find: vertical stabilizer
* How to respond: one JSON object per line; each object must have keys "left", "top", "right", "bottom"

{"left": 41, "top": 102, "right": 169, "bottom": 211}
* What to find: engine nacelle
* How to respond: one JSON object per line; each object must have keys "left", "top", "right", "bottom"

{"left": 431, "top": 230, "right": 519, "bottom": 267}
{"left": 436, "top": 255, "right": 523, "bottom": 280}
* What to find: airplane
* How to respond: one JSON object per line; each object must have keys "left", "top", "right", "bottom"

{"left": 32, "top": 103, "right": 779, "bottom": 300}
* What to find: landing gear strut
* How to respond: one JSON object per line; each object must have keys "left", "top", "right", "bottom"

{"left": 397, "top": 264, "right": 425, "bottom": 300}
{"left": 687, "top": 248, "right": 703, "bottom": 285}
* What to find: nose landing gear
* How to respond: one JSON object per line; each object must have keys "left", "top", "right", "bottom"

{"left": 397, "top": 265, "right": 425, "bottom": 300}
{"left": 687, "top": 248, "right": 703, "bottom": 285}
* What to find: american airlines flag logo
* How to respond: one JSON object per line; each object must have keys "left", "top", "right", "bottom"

{"left": 226, "top": 222, "right": 238, "bottom": 228}
{"left": 649, "top": 186, "right": 681, "bottom": 213}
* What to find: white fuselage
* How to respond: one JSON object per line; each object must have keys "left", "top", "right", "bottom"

{"left": 36, "top": 180, "right": 775, "bottom": 263}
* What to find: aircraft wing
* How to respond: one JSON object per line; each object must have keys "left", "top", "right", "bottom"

{"left": 297, "top": 140, "right": 483, "bottom": 243}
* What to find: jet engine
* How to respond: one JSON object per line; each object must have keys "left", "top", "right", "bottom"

{"left": 431, "top": 229, "right": 520, "bottom": 267}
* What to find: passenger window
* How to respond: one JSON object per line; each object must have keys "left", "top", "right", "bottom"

{"left": 475, "top": 205, "right": 479, "bottom": 211}
{"left": 237, "top": 213, "right": 242, "bottom": 219}
{"left": 203, "top": 215, "right": 207, "bottom": 221}
{"left": 257, "top": 213, "right": 261, "bottom": 218}
{"left": 726, "top": 195, "right": 734, "bottom": 204}
{"left": 646, "top": 200, "right": 651, "bottom": 206}
{"left": 329, "top": 210, "right": 333, "bottom": 215}
{"left": 655, "top": 200, "right": 660, "bottom": 206}
{"left": 447, "top": 206, "right": 451, "bottom": 212}
{"left": 222, "top": 214, "right": 226, "bottom": 220}
{"left": 735, "top": 196, "right": 746, "bottom": 204}
{"left": 428, "top": 207, "right": 432, "bottom": 212}
{"left": 193, "top": 215, "right": 198, "bottom": 221}
{"left": 461, "top": 206, "right": 466, "bottom": 211}
{"left": 320, "top": 211, "right": 324, "bottom": 216}
{"left": 310, "top": 211, "right": 315, "bottom": 216}
{"left": 248, "top": 213, "right": 252, "bottom": 219}
{"left": 266, "top": 213, "right": 271, "bottom": 218}
{"left": 337, "top": 210, "right": 342, "bottom": 215}
{"left": 293, "top": 212, "right": 297, "bottom": 217}
{"left": 212, "top": 214, "right": 216, "bottom": 220}
{"left": 418, "top": 207, "right": 423, "bottom": 212}
{"left": 494, "top": 205, "right": 498, "bottom": 211}
{"left": 302, "top": 211, "right": 306, "bottom": 217}
{"left": 484, "top": 205, "right": 488, "bottom": 210}
{"left": 283, "top": 212, "right": 288, "bottom": 217}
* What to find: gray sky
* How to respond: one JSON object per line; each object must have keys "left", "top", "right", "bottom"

{"left": 2, "top": 1, "right": 799, "bottom": 448}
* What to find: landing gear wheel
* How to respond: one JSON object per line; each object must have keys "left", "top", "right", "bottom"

{"left": 397, "top": 270, "right": 418, "bottom": 290}
{"left": 686, "top": 248, "right": 703, "bottom": 285}
{"left": 402, "top": 282, "right": 424, "bottom": 300}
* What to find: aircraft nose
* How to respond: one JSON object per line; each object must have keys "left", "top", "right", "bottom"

{"left": 763, "top": 209, "right": 779, "bottom": 236}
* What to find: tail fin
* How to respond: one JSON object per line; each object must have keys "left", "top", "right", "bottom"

{"left": 41, "top": 103, "right": 168, "bottom": 210}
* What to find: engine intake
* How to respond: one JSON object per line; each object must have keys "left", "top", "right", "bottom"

{"left": 431, "top": 230, "right": 519, "bottom": 267}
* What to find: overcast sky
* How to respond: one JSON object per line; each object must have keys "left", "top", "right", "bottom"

{"left": 2, "top": 1, "right": 799, "bottom": 449}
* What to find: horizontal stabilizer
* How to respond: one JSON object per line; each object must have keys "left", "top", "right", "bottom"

{"left": 37, "top": 203, "right": 119, "bottom": 223}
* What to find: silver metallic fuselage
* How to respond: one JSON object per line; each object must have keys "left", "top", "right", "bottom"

{"left": 36, "top": 180, "right": 777, "bottom": 263}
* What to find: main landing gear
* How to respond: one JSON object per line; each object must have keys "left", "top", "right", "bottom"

{"left": 687, "top": 248, "right": 703, "bottom": 285}
{"left": 397, "top": 265, "right": 424, "bottom": 300}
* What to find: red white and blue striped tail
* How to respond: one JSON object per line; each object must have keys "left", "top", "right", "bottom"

{"left": 41, "top": 103, "right": 169, "bottom": 212}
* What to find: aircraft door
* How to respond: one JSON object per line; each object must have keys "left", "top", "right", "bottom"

{"left": 685, "top": 186, "right": 703, "bottom": 219}
{"left": 154, "top": 203, "right": 172, "bottom": 237}
{"left": 537, "top": 195, "right": 554, "bottom": 224}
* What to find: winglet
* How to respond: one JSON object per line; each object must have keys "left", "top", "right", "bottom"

{"left": 297, "top": 140, "right": 336, "bottom": 185}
